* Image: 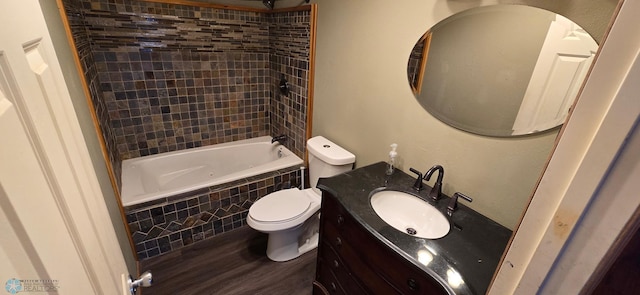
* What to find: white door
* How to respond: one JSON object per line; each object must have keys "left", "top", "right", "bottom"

{"left": 512, "top": 15, "right": 598, "bottom": 135}
{"left": 0, "top": 1, "right": 129, "bottom": 294}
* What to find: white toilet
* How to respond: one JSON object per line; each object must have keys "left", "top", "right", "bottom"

{"left": 247, "top": 136, "right": 355, "bottom": 261}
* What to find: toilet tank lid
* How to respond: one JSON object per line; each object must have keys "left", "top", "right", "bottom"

{"left": 307, "top": 136, "right": 356, "bottom": 165}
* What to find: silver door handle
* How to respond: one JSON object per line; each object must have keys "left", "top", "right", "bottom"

{"left": 128, "top": 271, "right": 152, "bottom": 295}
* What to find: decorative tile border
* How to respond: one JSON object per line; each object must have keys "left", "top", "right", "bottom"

{"left": 269, "top": 11, "right": 310, "bottom": 159}
{"left": 125, "top": 167, "right": 301, "bottom": 260}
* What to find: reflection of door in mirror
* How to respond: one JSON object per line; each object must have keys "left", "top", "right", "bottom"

{"left": 407, "top": 32, "right": 431, "bottom": 95}
{"left": 512, "top": 15, "right": 597, "bottom": 135}
{"left": 407, "top": 5, "right": 598, "bottom": 137}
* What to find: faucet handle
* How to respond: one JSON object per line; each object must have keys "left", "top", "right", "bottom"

{"left": 409, "top": 168, "right": 423, "bottom": 191}
{"left": 448, "top": 192, "right": 473, "bottom": 216}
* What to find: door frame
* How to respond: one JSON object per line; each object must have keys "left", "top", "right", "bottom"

{"left": 489, "top": 0, "right": 640, "bottom": 293}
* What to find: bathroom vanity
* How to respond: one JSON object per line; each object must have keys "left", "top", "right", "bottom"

{"left": 312, "top": 162, "right": 511, "bottom": 295}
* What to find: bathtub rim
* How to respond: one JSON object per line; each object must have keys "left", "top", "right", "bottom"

{"left": 120, "top": 136, "right": 303, "bottom": 207}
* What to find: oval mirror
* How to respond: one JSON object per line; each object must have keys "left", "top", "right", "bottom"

{"left": 407, "top": 5, "right": 598, "bottom": 137}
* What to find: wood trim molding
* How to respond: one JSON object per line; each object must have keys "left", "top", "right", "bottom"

{"left": 411, "top": 31, "right": 431, "bottom": 95}
{"left": 305, "top": 3, "right": 318, "bottom": 165}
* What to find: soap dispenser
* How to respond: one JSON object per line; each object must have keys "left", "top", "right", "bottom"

{"left": 386, "top": 143, "right": 398, "bottom": 175}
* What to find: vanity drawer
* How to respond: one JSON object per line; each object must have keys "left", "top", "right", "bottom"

{"left": 360, "top": 233, "right": 448, "bottom": 294}
{"left": 322, "top": 221, "right": 400, "bottom": 294}
{"left": 321, "top": 193, "right": 356, "bottom": 232}
{"left": 319, "top": 241, "right": 367, "bottom": 294}
{"left": 316, "top": 255, "right": 347, "bottom": 295}
{"left": 321, "top": 193, "right": 448, "bottom": 295}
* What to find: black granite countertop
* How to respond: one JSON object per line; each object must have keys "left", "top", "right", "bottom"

{"left": 316, "top": 162, "right": 512, "bottom": 295}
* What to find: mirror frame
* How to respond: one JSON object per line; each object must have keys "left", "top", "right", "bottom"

{"left": 410, "top": 32, "right": 431, "bottom": 95}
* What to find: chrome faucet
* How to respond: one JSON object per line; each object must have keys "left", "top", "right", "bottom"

{"left": 271, "top": 134, "right": 287, "bottom": 144}
{"left": 424, "top": 165, "right": 444, "bottom": 201}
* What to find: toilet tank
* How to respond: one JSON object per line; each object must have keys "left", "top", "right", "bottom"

{"left": 307, "top": 136, "right": 356, "bottom": 194}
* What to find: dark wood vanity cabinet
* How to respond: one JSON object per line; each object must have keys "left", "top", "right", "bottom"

{"left": 313, "top": 191, "right": 448, "bottom": 295}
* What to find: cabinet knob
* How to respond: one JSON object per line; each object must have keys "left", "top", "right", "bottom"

{"left": 330, "top": 282, "right": 337, "bottom": 291}
{"left": 333, "top": 260, "right": 339, "bottom": 268}
{"left": 407, "top": 278, "right": 419, "bottom": 291}
{"left": 337, "top": 214, "right": 344, "bottom": 225}
{"left": 335, "top": 237, "right": 342, "bottom": 248}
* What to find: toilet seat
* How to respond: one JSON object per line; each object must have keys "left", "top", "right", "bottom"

{"left": 249, "top": 189, "right": 310, "bottom": 223}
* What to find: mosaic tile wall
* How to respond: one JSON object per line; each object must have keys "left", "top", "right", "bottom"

{"left": 63, "top": 0, "right": 123, "bottom": 187}
{"left": 269, "top": 11, "right": 311, "bottom": 159}
{"left": 65, "top": 0, "right": 310, "bottom": 164}
{"left": 74, "top": 0, "right": 273, "bottom": 161}
{"left": 125, "top": 167, "right": 301, "bottom": 259}
{"left": 94, "top": 49, "right": 272, "bottom": 159}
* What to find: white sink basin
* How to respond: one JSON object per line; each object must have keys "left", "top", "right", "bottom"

{"left": 370, "top": 190, "right": 450, "bottom": 239}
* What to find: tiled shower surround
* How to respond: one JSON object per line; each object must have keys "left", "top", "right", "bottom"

{"left": 63, "top": 0, "right": 311, "bottom": 259}
{"left": 95, "top": 49, "right": 272, "bottom": 159}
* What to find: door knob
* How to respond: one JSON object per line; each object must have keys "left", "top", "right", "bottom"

{"left": 128, "top": 271, "right": 152, "bottom": 295}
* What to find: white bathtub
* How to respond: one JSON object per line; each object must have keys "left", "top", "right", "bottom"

{"left": 121, "top": 136, "right": 303, "bottom": 207}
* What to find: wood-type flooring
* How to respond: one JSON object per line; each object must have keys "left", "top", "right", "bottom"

{"left": 140, "top": 226, "right": 316, "bottom": 295}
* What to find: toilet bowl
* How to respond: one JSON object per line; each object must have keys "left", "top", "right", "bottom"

{"left": 247, "top": 188, "right": 321, "bottom": 261}
{"left": 247, "top": 136, "right": 355, "bottom": 262}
